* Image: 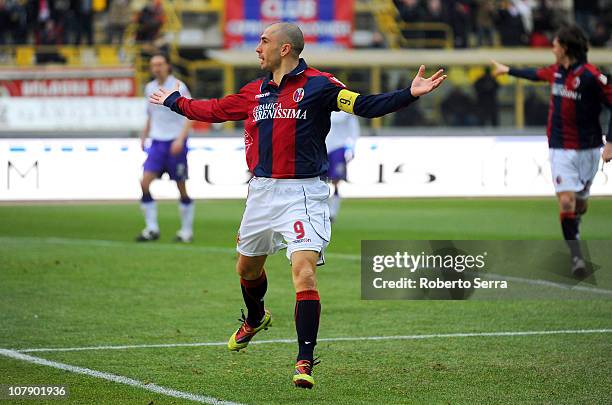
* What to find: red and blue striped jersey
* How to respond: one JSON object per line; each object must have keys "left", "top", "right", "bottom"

{"left": 164, "top": 58, "right": 419, "bottom": 178}
{"left": 509, "top": 62, "right": 612, "bottom": 149}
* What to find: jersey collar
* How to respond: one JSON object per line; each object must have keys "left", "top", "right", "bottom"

{"left": 157, "top": 74, "right": 175, "bottom": 87}
{"left": 263, "top": 58, "right": 308, "bottom": 90}
{"left": 559, "top": 60, "right": 584, "bottom": 74}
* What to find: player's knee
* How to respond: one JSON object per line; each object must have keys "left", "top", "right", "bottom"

{"left": 291, "top": 257, "right": 317, "bottom": 290}
{"left": 558, "top": 194, "right": 575, "bottom": 213}
{"left": 236, "top": 258, "right": 264, "bottom": 279}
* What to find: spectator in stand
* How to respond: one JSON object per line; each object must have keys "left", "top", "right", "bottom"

{"left": 39, "top": 17, "right": 60, "bottom": 44}
{"left": 394, "top": 0, "right": 425, "bottom": 22}
{"left": 0, "top": 0, "right": 9, "bottom": 45}
{"left": 36, "top": 19, "right": 66, "bottom": 63}
{"left": 441, "top": 86, "right": 478, "bottom": 126}
{"left": 512, "top": 0, "right": 535, "bottom": 34}
{"left": 532, "top": 0, "right": 554, "bottom": 32}
{"left": 530, "top": 30, "right": 550, "bottom": 47}
{"left": 107, "top": 0, "right": 131, "bottom": 44}
{"left": 496, "top": 0, "right": 528, "bottom": 46}
{"left": 5, "top": 0, "right": 28, "bottom": 44}
{"left": 392, "top": 102, "right": 428, "bottom": 126}
{"left": 530, "top": 0, "right": 555, "bottom": 47}
{"left": 524, "top": 89, "right": 548, "bottom": 126}
{"left": 474, "top": 66, "right": 499, "bottom": 126}
{"left": 29, "top": 0, "right": 55, "bottom": 43}
{"left": 53, "top": 0, "right": 70, "bottom": 44}
{"left": 393, "top": 0, "right": 426, "bottom": 45}
{"left": 370, "top": 31, "right": 387, "bottom": 48}
{"left": 59, "top": 0, "right": 79, "bottom": 44}
{"left": 589, "top": 20, "right": 610, "bottom": 47}
{"left": 75, "top": 0, "right": 93, "bottom": 45}
{"left": 574, "top": 0, "right": 598, "bottom": 36}
{"left": 475, "top": 0, "right": 496, "bottom": 46}
{"left": 448, "top": 0, "right": 471, "bottom": 48}
{"left": 423, "top": 0, "right": 450, "bottom": 47}
{"left": 136, "top": 0, "right": 165, "bottom": 43}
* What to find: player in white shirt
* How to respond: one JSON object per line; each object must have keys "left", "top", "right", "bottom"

{"left": 325, "top": 111, "right": 360, "bottom": 222}
{"left": 138, "top": 53, "right": 194, "bottom": 242}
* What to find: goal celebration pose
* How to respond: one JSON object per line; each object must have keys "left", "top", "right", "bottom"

{"left": 493, "top": 25, "right": 612, "bottom": 276}
{"left": 149, "top": 22, "right": 446, "bottom": 388}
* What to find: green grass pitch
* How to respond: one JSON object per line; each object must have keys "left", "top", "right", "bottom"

{"left": 1, "top": 198, "right": 611, "bottom": 404}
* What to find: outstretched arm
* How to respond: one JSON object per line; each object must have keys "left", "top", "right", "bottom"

{"left": 336, "top": 65, "right": 446, "bottom": 119}
{"left": 149, "top": 82, "right": 248, "bottom": 123}
{"left": 491, "top": 59, "right": 552, "bottom": 82}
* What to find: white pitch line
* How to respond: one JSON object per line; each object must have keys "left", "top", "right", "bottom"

{"left": 485, "top": 273, "right": 612, "bottom": 296}
{"left": 15, "top": 328, "right": 612, "bottom": 354}
{"left": 2, "top": 235, "right": 611, "bottom": 297}
{"left": 0, "top": 236, "right": 358, "bottom": 260}
{"left": 0, "top": 349, "right": 242, "bottom": 405}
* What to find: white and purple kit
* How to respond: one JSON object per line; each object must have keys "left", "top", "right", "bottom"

{"left": 143, "top": 75, "right": 191, "bottom": 180}
{"left": 325, "top": 111, "right": 360, "bottom": 181}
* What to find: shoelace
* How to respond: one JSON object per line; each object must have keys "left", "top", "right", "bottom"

{"left": 236, "top": 309, "right": 255, "bottom": 334}
{"left": 296, "top": 358, "right": 321, "bottom": 374}
{"left": 237, "top": 308, "right": 247, "bottom": 324}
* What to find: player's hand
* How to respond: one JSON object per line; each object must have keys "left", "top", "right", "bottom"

{"left": 344, "top": 147, "right": 355, "bottom": 163}
{"left": 140, "top": 136, "right": 146, "bottom": 151}
{"left": 149, "top": 82, "right": 180, "bottom": 105}
{"left": 170, "top": 138, "right": 184, "bottom": 156}
{"left": 410, "top": 65, "right": 447, "bottom": 97}
{"left": 603, "top": 142, "right": 612, "bottom": 163}
{"left": 491, "top": 59, "right": 510, "bottom": 77}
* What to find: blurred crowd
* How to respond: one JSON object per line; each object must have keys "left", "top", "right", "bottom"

{"left": 0, "top": 0, "right": 165, "bottom": 46}
{"left": 394, "top": 0, "right": 612, "bottom": 48}
{"left": 2, "top": 1, "right": 609, "bottom": 49}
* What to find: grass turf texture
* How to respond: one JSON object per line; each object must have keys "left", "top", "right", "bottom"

{"left": 1, "top": 198, "right": 611, "bottom": 404}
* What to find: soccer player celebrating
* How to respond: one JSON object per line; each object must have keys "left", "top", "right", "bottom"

{"left": 326, "top": 111, "right": 360, "bottom": 222}
{"left": 492, "top": 25, "right": 612, "bottom": 276}
{"left": 138, "top": 53, "right": 195, "bottom": 243}
{"left": 149, "top": 22, "right": 446, "bottom": 388}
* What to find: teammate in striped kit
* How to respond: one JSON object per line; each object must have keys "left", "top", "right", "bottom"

{"left": 149, "top": 22, "right": 446, "bottom": 388}
{"left": 492, "top": 25, "right": 612, "bottom": 276}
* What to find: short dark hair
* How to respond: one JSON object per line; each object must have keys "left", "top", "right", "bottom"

{"left": 272, "top": 23, "right": 304, "bottom": 57}
{"left": 555, "top": 25, "right": 589, "bottom": 62}
{"left": 150, "top": 52, "right": 171, "bottom": 64}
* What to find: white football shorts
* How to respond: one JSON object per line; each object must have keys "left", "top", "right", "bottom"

{"left": 549, "top": 147, "right": 600, "bottom": 198}
{"left": 236, "top": 176, "right": 332, "bottom": 265}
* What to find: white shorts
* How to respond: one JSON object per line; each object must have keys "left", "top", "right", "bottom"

{"left": 549, "top": 147, "right": 600, "bottom": 198}
{"left": 236, "top": 176, "right": 332, "bottom": 265}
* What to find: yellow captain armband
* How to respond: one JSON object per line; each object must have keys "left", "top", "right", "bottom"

{"left": 337, "top": 89, "right": 360, "bottom": 114}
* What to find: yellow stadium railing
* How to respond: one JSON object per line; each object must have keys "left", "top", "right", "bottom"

{"left": 173, "top": 0, "right": 223, "bottom": 13}
{"left": 396, "top": 22, "right": 454, "bottom": 49}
